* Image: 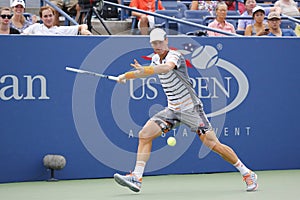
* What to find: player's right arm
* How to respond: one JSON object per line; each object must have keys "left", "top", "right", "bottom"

{"left": 118, "top": 59, "right": 175, "bottom": 83}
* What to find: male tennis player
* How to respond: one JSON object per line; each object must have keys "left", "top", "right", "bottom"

{"left": 114, "top": 28, "right": 258, "bottom": 192}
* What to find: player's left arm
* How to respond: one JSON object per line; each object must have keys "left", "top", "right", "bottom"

{"left": 118, "top": 59, "right": 176, "bottom": 82}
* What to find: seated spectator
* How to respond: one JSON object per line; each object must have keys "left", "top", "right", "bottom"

{"left": 244, "top": 6, "right": 269, "bottom": 36}
{"left": 266, "top": 11, "right": 296, "bottom": 36}
{"left": 129, "top": 0, "right": 165, "bottom": 35}
{"left": 237, "top": 0, "right": 280, "bottom": 30}
{"left": 207, "top": 1, "right": 236, "bottom": 36}
{"left": 22, "top": 6, "right": 92, "bottom": 35}
{"left": 274, "top": 0, "right": 300, "bottom": 16}
{"left": 0, "top": 7, "right": 20, "bottom": 34}
{"left": 225, "top": 0, "right": 246, "bottom": 14}
{"left": 50, "top": 0, "right": 79, "bottom": 26}
{"left": 10, "top": 0, "right": 36, "bottom": 33}
{"left": 190, "top": 0, "right": 218, "bottom": 13}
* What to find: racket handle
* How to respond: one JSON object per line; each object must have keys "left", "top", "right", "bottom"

{"left": 108, "top": 76, "right": 119, "bottom": 81}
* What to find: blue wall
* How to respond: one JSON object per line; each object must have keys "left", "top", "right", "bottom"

{"left": 0, "top": 35, "right": 299, "bottom": 183}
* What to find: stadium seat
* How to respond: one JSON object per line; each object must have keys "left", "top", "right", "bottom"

{"left": 227, "top": 10, "right": 241, "bottom": 16}
{"left": 236, "top": 29, "right": 245, "bottom": 35}
{"left": 155, "top": 10, "right": 181, "bottom": 31}
{"left": 162, "top": 1, "right": 188, "bottom": 18}
{"left": 178, "top": 18, "right": 205, "bottom": 34}
{"left": 227, "top": 19, "right": 238, "bottom": 29}
{"left": 280, "top": 19, "right": 296, "bottom": 29}
{"left": 184, "top": 10, "right": 211, "bottom": 19}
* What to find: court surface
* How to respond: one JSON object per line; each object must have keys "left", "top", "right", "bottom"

{"left": 1, "top": 170, "right": 299, "bottom": 200}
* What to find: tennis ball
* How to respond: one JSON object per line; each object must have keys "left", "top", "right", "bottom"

{"left": 167, "top": 137, "right": 176, "bottom": 146}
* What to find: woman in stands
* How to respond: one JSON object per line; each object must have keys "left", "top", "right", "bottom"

{"left": 244, "top": 6, "right": 269, "bottom": 36}
{"left": 10, "top": 0, "right": 36, "bottom": 33}
{"left": 0, "top": 7, "right": 20, "bottom": 34}
{"left": 274, "top": 0, "right": 300, "bottom": 16}
{"left": 207, "top": 1, "right": 236, "bottom": 36}
{"left": 190, "top": 0, "right": 217, "bottom": 13}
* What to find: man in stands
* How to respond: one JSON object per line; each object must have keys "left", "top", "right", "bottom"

{"left": 130, "top": 0, "right": 165, "bottom": 35}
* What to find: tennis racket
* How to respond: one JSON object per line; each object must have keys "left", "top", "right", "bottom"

{"left": 65, "top": 66, "right": 119, "bottom": 81}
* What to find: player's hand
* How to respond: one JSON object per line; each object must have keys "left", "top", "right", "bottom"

{"left": 130, "top": 59, "right": 144, "bottom": 75}
{"left": 117, "top": 74, "right": 126, "bottom": 84}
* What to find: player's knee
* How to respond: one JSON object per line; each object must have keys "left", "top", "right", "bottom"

{"left": 138, "top": 130, "right": 152, "bottom": 143}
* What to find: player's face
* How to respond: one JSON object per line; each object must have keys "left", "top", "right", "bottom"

{"left": 151, "top": 39, "right": 168, "bottom": 55}
{"left": 41, "top": 9, "right": 54, "bottom": 28}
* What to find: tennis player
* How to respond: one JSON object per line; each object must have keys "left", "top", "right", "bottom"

{"left": 114, "top": 28, "right": 258, "bottom": 192}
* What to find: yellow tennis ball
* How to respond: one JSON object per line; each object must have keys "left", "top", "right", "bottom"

{"left": 167, "top": 137, "right": 176, "bottom": 146}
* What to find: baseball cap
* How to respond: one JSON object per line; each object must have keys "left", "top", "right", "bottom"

{"left": 252, "top": 6, "right": 265, "bottom": 17}
{"left": 11, "top": 0, "right": 26, "bottom": 8}
{"left": 149, "top": 28, "right": 167, "bottom": 43}
{"left": 267, "top": 11, "right": 281, "bottom": 20}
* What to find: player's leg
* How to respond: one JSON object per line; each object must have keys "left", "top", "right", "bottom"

{"left": 199, "top": 130, "right": 238, "bottom": 164}
{"left": 181, "top": 105, "right": 258, "bottom": 191}
{"left": 199, "top": 131, "right": 258, "bottom": 191}
{"left": 114, "top": 120, "right": 162, "bottom": 192}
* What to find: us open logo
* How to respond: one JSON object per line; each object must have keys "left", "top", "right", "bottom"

{"left": 71, "top": 36, "right": 249, "bottom": 173}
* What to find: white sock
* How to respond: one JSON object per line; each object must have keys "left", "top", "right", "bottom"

{"left": 132, "top": 161, "right": 146, "bottom": 179}
{"left": 234, "top": 159, "right": 250, "bottom": 175}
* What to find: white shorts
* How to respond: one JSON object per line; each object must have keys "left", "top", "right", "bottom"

{"left": 138, "top": 15, "right": 155, "bottom": 29}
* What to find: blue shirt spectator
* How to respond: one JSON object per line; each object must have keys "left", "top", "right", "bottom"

{"left": 266, "top": 11, "right": 296, "bottom": 36}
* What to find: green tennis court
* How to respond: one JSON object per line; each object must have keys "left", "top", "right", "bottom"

{"left": 1, "top": 170, "right": 299, "bottom": 200}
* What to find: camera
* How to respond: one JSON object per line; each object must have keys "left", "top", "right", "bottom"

{"left": 78, "top": 0, "right": 103, "bottom": 11}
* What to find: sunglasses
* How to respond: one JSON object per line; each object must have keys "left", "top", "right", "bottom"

{"left": 43, "top": 14, "right": 53, "bottom": 18}
{"left": 1, "top": 14, "right": 12, "bottom": 19}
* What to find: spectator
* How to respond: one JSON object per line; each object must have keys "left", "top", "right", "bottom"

{"left": 207, "top": 1, "right": 236, "bottom": 36}
{"left": 225, "top": 0, "right": 246, "bottom": 14}
{"left": 244, "top": 6, "right": 269, "bottom": 36}
{"left": 0, "top": 7, "right": 20, "bottom": 34}
{"left": 50, "top": 0, "right": 79, "bottom": 26}
{"left": 10, "top": 0, "right": 35, "bottom": 33}
{"left": 237, "top": 0, "right": 280, "bottom": 30}
{"left": 190, "top": 0, "right": 218, "bottom": 13}
{"left": 129, "top": 0, "right": 165, "bottom": 35}
{"left": 274, "top": 0, "right": 300, "bottom": 16}
{"left": 266, "top": 11, "right": 296, "bottom": 36}
{"left": 22, "top": 6, "right": 92, "bottom": 35}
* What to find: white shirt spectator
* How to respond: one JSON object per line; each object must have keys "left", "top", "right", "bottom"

{"left": 23, "top": 23, "right": 79, "bottom": 35}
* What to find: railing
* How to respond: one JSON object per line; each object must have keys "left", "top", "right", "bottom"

{"left": 41, "top": 0, "right": 300, "bottom": 36}
{"left": 104, "top": 1, "right": 240, "bottom": 36}
{"left": 203, "top": 15, "right": 300, "bottom": 24}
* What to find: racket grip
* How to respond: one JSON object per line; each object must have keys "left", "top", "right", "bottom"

{"left": 108, "top": 76, "right": 119, "bottom": 81}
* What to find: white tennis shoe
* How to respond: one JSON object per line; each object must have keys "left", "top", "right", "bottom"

{"left": 114, "top": 173, "right": 142, "bottom": 192}
{"left": 243, "top": 171, "right": 258, "bottom": 191}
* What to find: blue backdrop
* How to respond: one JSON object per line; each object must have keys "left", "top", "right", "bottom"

{"left": 0, "top": 35, "right": 299, "bottom": 183}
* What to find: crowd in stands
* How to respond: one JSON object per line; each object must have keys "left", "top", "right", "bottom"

{"left": 0, "top": 0, "right": 299, "bottom": 36}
